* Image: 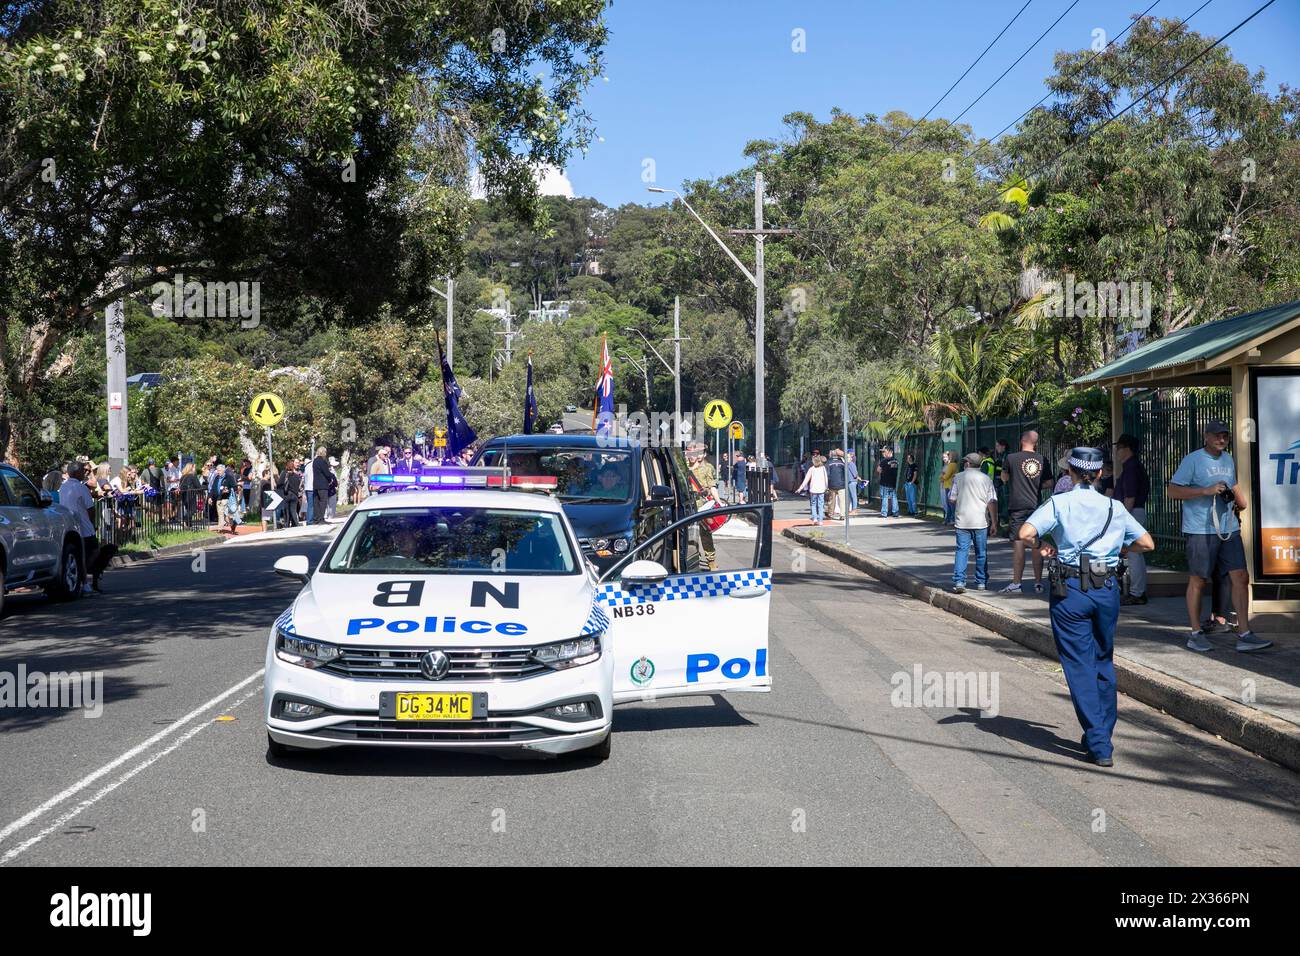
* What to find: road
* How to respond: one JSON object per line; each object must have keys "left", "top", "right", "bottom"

{"left": 1, "top": 528, "right": 1296, "bottom": 866}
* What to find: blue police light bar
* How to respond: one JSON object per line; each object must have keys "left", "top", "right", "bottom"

{"left": 367, "top": 466, "right": 557, "bottom": 495}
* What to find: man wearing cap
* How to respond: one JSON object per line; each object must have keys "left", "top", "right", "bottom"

{"left": 1018, "top": 447, "right": 1155, "bottom": 767}
{"left": 1111, "top": 434, "right": 1151, "bottom": 605}
{"left": 1167, "top": 421, "right": 1271, "bottom": 653}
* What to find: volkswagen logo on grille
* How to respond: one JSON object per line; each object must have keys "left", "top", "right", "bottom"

{"left": 419, "top": 650, "right": 450, "bottom": 681}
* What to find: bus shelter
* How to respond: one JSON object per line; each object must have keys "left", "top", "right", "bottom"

{"left": 1075, "top": 300, "right": 1300, "bottom": 631}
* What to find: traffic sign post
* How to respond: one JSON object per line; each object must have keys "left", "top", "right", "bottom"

{"left": 703, "top": 399, "right": 732, "bottom": 430}
{"left": 250, "top": 394, "right": 285, "bottom": 528}
{"left": 250, "top": 392, "right": 285, "bottom": 427}
{"left": 842, "top": 393, "right": 851, "bottom": 545}
{"left": 703, "top": 399, "right": 732, "bottom": 494}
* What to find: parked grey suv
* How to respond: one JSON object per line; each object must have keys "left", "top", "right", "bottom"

{"left": 0, "top": 464, "right": 85, "bottom": 614}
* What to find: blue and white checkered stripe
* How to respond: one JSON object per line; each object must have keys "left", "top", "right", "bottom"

{"left": 273, "top": 606, "right": 296, "bottom": 635}
{"left": 596, "top": 569, "right": 771, "bottom": 607}
{"left": 581, "top": 601, "right": 610, "bottom": 635}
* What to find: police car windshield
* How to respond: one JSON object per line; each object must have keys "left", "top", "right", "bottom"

{"left": 324, "top": 507, "right": 578, "bottom": 575}
{"left": 478, "top": 448, "right": 633, "bottom": 503}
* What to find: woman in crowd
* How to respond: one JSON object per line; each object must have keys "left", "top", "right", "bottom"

{"left": 940, "top": 450, "right": 958, "bottom": 525}
{"left": 796, "top": 453, "right": 829, "bottom": 525}
{"left": 113, "top": 465, "right": 141, "bottom": 539}
{"left": 1052, "top": 453, "right": 1074, "bottom": 495}
{"left": 219, "top": 460, "right": 241, "bottom": 533}
{"left": 178, "top": 462, "right": 203, "bottom": 528}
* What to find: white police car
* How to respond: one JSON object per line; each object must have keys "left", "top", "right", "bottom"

{"left": 264, "top": 467, "right": 773, "bottom": 761}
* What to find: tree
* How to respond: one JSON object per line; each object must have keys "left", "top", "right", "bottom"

{"left": 1006, "top": 15, "right": 1300, "bottom": 348}
{"left": 0, "top": 0, "right": 608, "bottom": 463}
{"left": 882, "top": 323, "right": 1031, "bottom": 433}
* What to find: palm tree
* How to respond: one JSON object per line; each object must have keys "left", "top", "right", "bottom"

{"left": 882, "top": 322, "right": 1031, "bottom": 433}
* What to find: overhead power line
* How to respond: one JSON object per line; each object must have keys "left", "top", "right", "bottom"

{"left": 905, "top": 0, "right": 1277, "bottom": 256}
{"left": 892, "top": 0, "right": 1036, "bottom": 149}
{"left": 959, "top": 0, "right": 1175, "bottom": 164}
{"left": 914, "top": 0, "right": 1084, "bottom": 149}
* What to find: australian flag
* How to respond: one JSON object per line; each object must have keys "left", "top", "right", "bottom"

{"left": 524, "top": 354, "right": 539, "bottom": 434}
{"left": 437, "top": 335, "right": 476, "bottom": 456}
{"left": 592, "top": 333, "right": 614, "bottom": 437}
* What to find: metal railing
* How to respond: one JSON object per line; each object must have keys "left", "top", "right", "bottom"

{"left": 1124, "top": 387, "right": 1233, "bottom": 555}
{"left": 91, "top": 488, "right": 214, "bottom": 548}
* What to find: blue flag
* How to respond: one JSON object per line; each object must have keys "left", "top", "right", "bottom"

{"left": 524, "top": 355, "right": 539, "bottom": 434}
{"left": 593, "top": 333, "right": 614, "bottom": 437}
{"left": 438, "top": 336, "right": 476, "bottom": 456}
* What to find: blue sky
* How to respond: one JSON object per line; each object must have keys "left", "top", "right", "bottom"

{"left": 560, "top": 0, "right": 1300, "bottom": 206}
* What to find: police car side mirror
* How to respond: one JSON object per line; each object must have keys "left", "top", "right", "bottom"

{"left": 621, "top": 559, "right": 669, "bottom": 584}
{"left": 273, "top": 555, "right": 311, "bottom": 583}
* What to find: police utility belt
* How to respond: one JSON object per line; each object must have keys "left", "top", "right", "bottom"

{"left": 1045, "top": 499, "right": 1129, "bottom": 597}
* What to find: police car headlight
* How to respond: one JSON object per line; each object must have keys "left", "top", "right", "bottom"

{"left": 530, "top": 634, "right": 601, "bottom": 669}
{"left": 275, "top": 628, "right": 341, "bottom": 669}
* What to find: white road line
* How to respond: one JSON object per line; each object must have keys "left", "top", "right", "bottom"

{"left": 0, "top": 683, "right": 264, "bottom": 865}
{"left": 0, "top": 668, "right": 265, "bottom": 849}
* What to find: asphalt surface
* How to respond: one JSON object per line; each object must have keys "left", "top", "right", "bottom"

{"left": 1, "top": 527, "right": 1297, "bottom": 866}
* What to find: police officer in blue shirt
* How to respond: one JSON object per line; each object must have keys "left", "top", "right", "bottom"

{"left": 1018, "top": 447, "right": 1155, "bottom": 767}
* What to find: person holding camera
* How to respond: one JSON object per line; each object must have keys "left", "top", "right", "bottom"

{"left": 1167, "top": 420, "right": 1271, "bottom": 653}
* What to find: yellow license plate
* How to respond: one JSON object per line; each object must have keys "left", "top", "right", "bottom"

{"left": 393, "top": 692, "right": 475, "bottom": 721}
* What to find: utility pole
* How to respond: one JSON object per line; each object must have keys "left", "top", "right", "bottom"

{"left": 446, "top": 277, "right": 454, "bottom": 367}
{"left": 728, "top": 172, "right": 793, "bottom": 503}
{"left": 429, "top": 276, "right": 455, "bottom": 366}
{"left": 755, "top": 174, "right": 765, "bottom": 466}
{"left": 105, "top": 300, "right": 128, "bottom": 473}
{"left": 673, "top": 296, "right": 683, "bottom": 445}
{"left": 623, "top": 319, "right": 686, "bottom": 445}
{"left": 490, "top": 303, "right": 514, "bottom": 372}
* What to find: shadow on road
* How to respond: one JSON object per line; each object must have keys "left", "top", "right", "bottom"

{"left": 0, "top": 538, "right": 327, "bottom": 733}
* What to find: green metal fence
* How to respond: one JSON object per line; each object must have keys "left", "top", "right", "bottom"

{"left": 1124, "top": 387, "right": 1233, "bottom": 555}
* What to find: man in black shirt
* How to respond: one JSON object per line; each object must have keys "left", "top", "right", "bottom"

{"left": 1000, "top": 430, "right": 1052, "bottom": 594}
{"left": 311, "top": 447, "right": 333, "bottom": 524}
{"left": 1112, "top": 433, "right": 1151, "bottom": 605}
{"left": 281, "top": 460, "right": 303, "bottom": 527}
{"left": 876, "top": 447, "right": 900, "bottom": 517}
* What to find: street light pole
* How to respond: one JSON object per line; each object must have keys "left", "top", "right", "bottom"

{"left": 649, "top": 181, "right": 791, "bottom": 494}
{"left": 673, "top": 295, "right": 682, "bottom": 446}
{"left": 429, "top": 276, "right": 454, "bottom": 366}
{"left": 446, "top": 277, "right": 454, "bottom": 367}
{"left": 754, "top": 173, "right": 765, "bottom": 466}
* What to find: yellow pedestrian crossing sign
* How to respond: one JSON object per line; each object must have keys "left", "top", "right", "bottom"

{"left": 730, "top": 421, "right": 745, "bottom": 440}
{"left": 703, "top": 399, "right": 732, "bottom": 430}
{"left": 249, "top": 392, "right": 285, "bottom": 427}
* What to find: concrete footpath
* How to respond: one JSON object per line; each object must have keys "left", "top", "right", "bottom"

{"left": 773, "top": 496, "right": 1300, "bottom": 773}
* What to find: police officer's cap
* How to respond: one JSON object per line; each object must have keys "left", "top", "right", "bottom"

{"left": 1068, "top": 447, "right": 1105, "bottom": 471}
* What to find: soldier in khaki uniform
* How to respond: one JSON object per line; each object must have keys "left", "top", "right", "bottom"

{"left": 687, "top": 442, "right": 724, "bottom": 571}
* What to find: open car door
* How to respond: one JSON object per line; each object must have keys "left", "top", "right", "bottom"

{"left": 597, "top": 504, "right": 772, "bottom": 703}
